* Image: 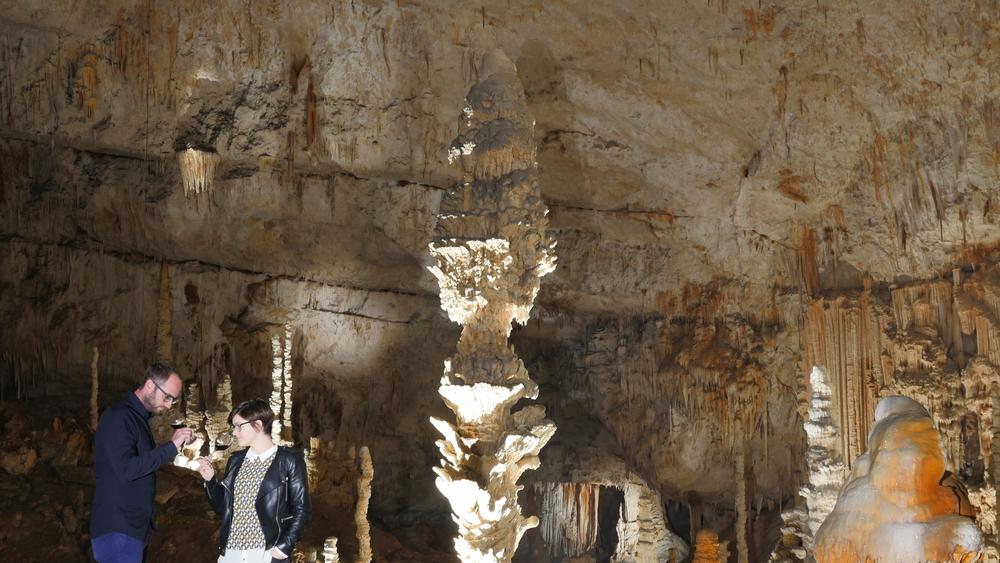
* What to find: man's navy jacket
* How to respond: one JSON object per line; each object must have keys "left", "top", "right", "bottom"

{"left": 90, "top": 392, "right": 178, "bottom": 542}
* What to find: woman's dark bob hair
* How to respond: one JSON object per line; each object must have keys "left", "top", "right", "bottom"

{"left": 228, "top": 399, "right": 275, "bottom": 434}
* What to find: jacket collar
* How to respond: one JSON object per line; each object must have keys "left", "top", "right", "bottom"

{"left": 223, "top": 447, "right": 288, "bottom": 497}
{"left": 124, "top": 392, "right": 152, "bottom": 421}
{"left": 246, "top": 444, "right": 278, "bottom": 463}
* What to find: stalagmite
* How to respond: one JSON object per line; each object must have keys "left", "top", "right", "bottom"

{"left": 176, "top": 381, "right": 203, "bottom": 467}
{"left": 355, "top": 446, "right": 373, "bottom": 563}
{"left": 801, "top": 366, "right": 847, "bottom": 538}
{"left": 177, "top": 148, "right": 220, "bottom": 196}
{"left": 427, "top": 49, "right": 557, "bottom": 562}
{"left": 634, "top": 487, "right": 689, "bottom": 562}
{"left": 90, "top": 346, "right": 99, "bottom": 431}
{"left": 281, "top": 322, "right": 293, "bottom": 443}
{"left": 207, "top": 373, "right": 233, "bottom": 457}
{"left": 322, "top": 537, "right": 340, "bottom": 563}
{"left": 269, "top": 330, "right": 287, "bottom": 445}
{"left": 691, "top": 529, "right": 721, "bottom": 563}
{"left": 735, "top": 421, "right": 749, "bottom": 563}
{"left": 155, "top": 261, "right": 172, "bottom": 364}
{"left": 814, "top": 396, "right": 985, "bottom": 563}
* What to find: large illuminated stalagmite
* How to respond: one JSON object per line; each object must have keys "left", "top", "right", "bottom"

{"left": 814, "top": 396, "right": 984, "bottom": 563}
{"left": 428, "top": 49, "right": 557, "bottom": 562}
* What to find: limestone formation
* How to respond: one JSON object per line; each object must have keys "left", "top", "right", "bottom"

{"left": 269, "top": 323, "right": 293, "bottom": 446}
{"left": 692, "top": 529, "right": 721, "bottom": 563}
{"left": 322, "top": 537, "right": 339, "bottom": 563}
{"left": 207, "top": 373, "right": 233, "bottom": 457}
{"left": 814, "top": 396, "right": 984, "bottom": 563}
{"left": 177, "top": 148, "right": 220, "bottom": 196}
{"left": 427, "top": 49, "right": 556, "bottom": 562}
{"left": 355, "top": 446, "right": 373, "bottom": 563}
{"left": 11, "top": 1, "right": 1000, "bottom": 561}
{"left": 801, "top": 366, "right": 848, "bottom": 540}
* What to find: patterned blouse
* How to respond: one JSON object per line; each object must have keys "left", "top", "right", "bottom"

{"left": 226, "top": 451, "right": 275, "bottom": 550}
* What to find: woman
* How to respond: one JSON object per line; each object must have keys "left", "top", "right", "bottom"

{"left": 197, "top": 399, "right": 310, "bottom": 563}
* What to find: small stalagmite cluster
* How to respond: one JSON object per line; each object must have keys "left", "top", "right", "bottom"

{"left": 814, "top": 396, "right": 984, "bottom": 563}
{"left": 427, "top": 48, "right": 557, "bottom": 562}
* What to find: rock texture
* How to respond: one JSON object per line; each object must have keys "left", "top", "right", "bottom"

{"left": 4, "top": 0, "right": 1000, "bottom": 560}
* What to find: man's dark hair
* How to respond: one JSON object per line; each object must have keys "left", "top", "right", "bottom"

{"left": 228, "top": 399, "right": 275, "bottom": 434}
{"left": 142, "top": 363, "right": 177, "bottom": 388}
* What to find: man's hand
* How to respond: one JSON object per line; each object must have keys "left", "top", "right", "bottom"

{"left": 270, "top": 546, "right": 288, "bottom": 560}
{"left": 195, "top": 457, "right": 215, "bottom": 481}
{"left": 170, "top": 427, "right": 193, "bottom": 450}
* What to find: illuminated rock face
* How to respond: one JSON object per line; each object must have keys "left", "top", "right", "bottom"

{"left": 814, "top": 396, "right": 984, "bottom": 563}
{"left": 428, "top": 49, "right": 556, "bottom": 562}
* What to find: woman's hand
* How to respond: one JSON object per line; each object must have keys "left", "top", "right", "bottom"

{"left": 269, "top": 546, "right": 288, "bottom": 560}
{"left": 195, "top": 457, "right": 215, "bottom": 481}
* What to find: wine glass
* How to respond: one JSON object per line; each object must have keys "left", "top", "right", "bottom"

{"left": 169, "top": 414, "right": 194, "bottom": 446}
{"left": 215, "top": 432, "right": 232, "bottom": 452}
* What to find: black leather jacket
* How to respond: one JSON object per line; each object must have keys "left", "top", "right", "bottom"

{"left": 204, "top": 446, "right": 310, "bottom": 556}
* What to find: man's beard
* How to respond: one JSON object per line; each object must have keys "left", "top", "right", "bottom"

{"left": 140, "top": 390, "right": 167, "bottom": 414}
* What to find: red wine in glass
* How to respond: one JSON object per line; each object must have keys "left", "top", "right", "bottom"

{"left": 215, "top": 433, "right": 232, "bottom": 451}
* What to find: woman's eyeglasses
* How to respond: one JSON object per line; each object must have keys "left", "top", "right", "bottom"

{"left": 230, "top": 420, "right": 255, "bottom": 433}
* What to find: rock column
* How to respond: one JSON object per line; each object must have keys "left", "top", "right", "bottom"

{"left": 428, "top": 49, "right": 557, "bottom": 562}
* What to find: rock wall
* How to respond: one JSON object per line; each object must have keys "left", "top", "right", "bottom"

{"left": 5, "top": 0, "right": 1000, "bottom": 560}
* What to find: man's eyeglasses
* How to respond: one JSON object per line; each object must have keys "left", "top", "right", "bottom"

{"left": 230, "top": 420, "right": 255, "bottom": 433}
{"left": 152, "top": 379, "right": 178, "bottom": 404}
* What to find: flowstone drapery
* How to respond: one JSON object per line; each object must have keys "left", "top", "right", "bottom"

{"left": 428, "top": 49, "right": 557, "bottom": 562}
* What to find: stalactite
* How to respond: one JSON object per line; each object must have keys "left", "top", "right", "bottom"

{"left": 797, "top": 226, "right": 820, "bottom": 296}
{"left": 803, "top": 296, "right": 885, "bottom": 467}
{"left": 177, "top": 148, "right": 220, "bottom": 196}
{"left": 533, "top": 482, "right": 600, "bottom": 559}
{"left": 90, "top": 346, "right": 100, "bottom": 430}
{"left": 75, "top": 45, "right": 100, "bottom": 121}
{"left": 155, "top": 261, "right": 172, "bottom": 363}
{"left": 355, "top": 446, "right": 373, "bottom": 563}
{"left": 428, "top": 49, "right": 556, "bottom": 562}
{"left": 306, "top": 77, "right": 317, "bottom": 148}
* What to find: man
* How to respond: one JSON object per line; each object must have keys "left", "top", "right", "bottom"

{"left": 90, "top": 363, "right": 194, "bottom": 563}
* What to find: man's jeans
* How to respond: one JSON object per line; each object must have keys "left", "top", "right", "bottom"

{"left": 91, "top": 532, "right": 145, "bottom": 563}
